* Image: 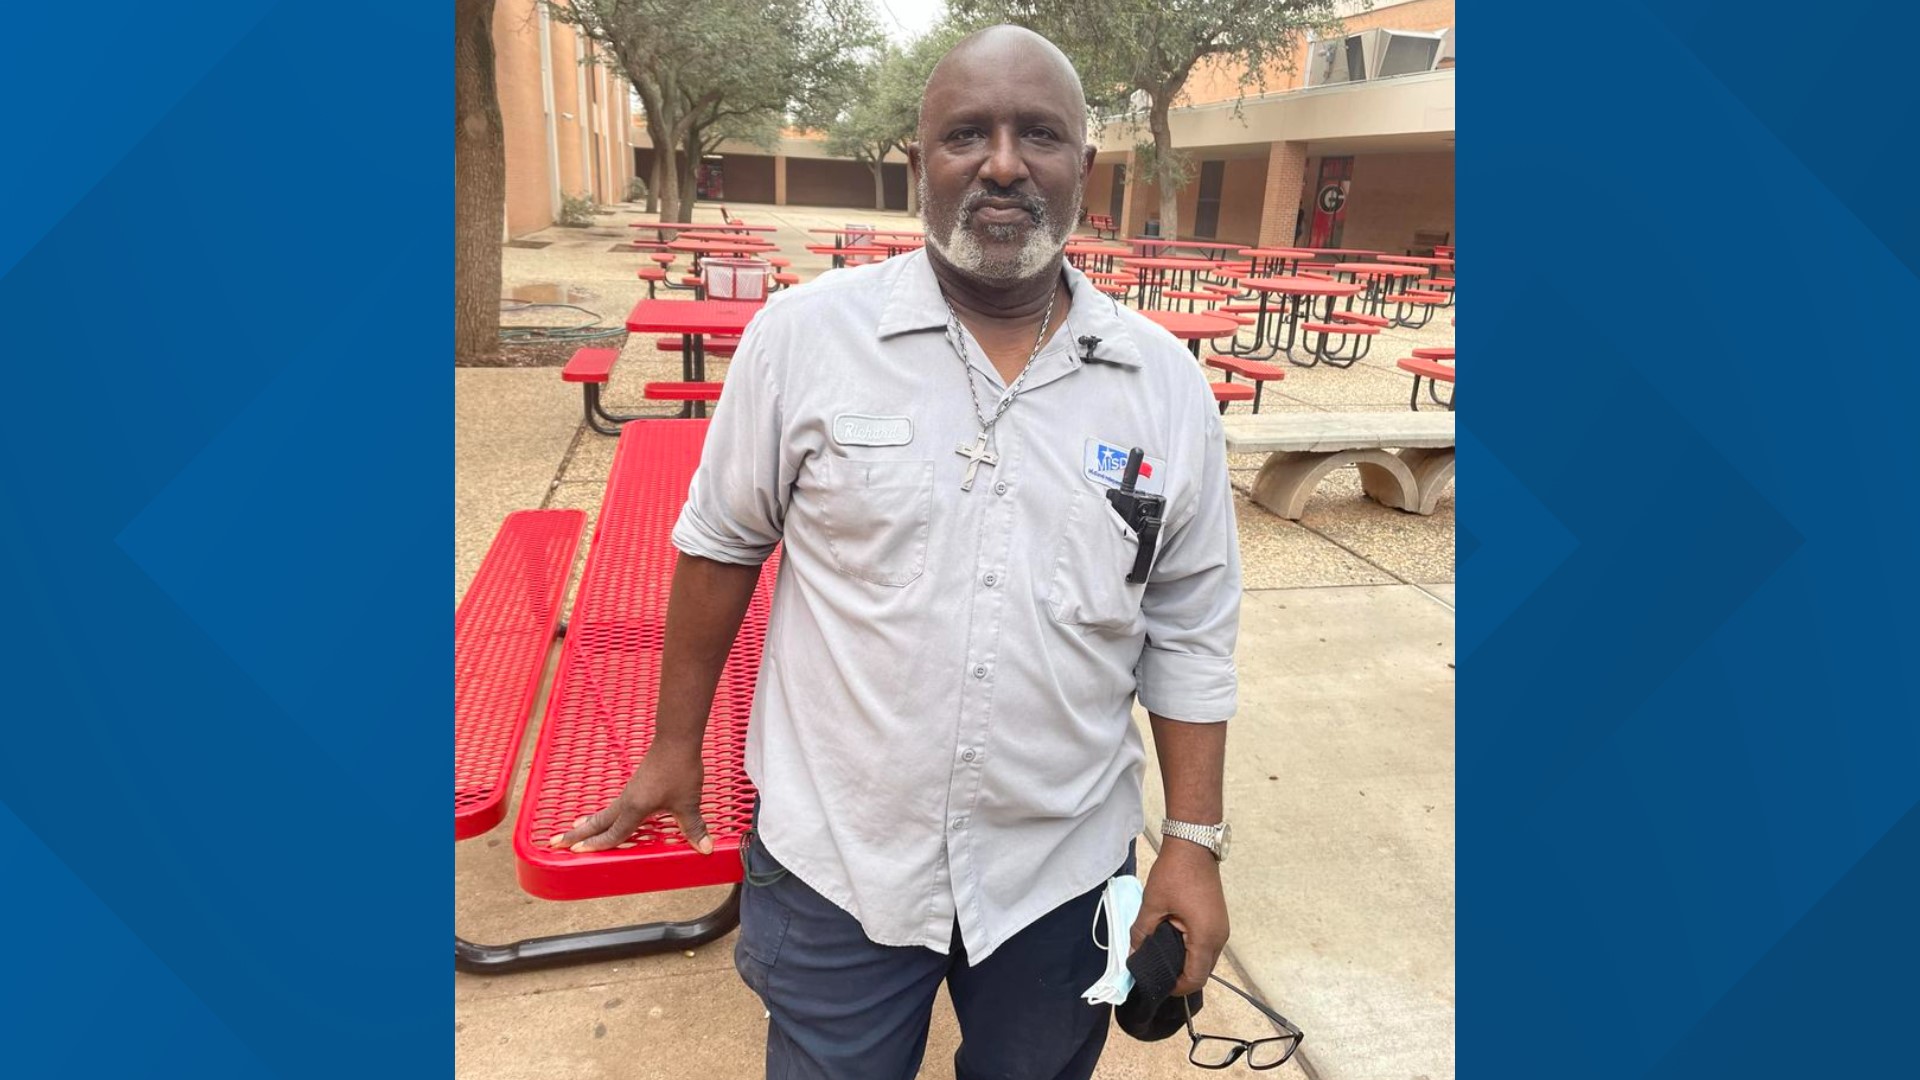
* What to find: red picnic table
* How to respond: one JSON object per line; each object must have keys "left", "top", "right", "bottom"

{"left": 457, "top": 418, "right": 778, "bottom": 973}
{"left": 669, "top": 238, "right": 777, "bottom": 256}
{"left": 1224, "top": 275, "right": 1366, "bottom": 362}
{"left": 1331, "top": 262, "right": 1432, "bottom": 319}
{"left": 1124, "top": 237, "right": 1240, "bottom": 262}
{"left": 1118, "top": 255, "right": 1224, "bottom": 308}
{"left": 1237, "top": 247, "right": 1320, "bottom": 276}
{"left": 1295, "top": 247, "right": 1380, "bottom": 259}
{"left": 1139, "top": 309, "right": 1241, "bottom": 356}
{"left": 625, "top": 298, "right": 763, "bottom": 417}
{"left": 634, "top": 221, "right": 776, "bottom": 233}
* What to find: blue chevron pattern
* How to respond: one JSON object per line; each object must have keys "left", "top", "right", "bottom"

{"left": 1463, "top": 1, "right": 1920, "bottom": 1076}
{"left": 0, "top": 4, "right": 442, "bottom": 1075}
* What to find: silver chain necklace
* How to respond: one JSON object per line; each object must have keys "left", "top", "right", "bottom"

{"left": 945, "top": 284, "right": 1058, "bottom": 491}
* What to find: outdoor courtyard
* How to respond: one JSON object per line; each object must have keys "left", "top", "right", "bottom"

{"left": 455, "top": 201, "right": 1456, "bottom": 1080}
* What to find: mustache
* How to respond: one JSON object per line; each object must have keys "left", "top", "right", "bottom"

{"left": 960, "top": 187, "right": 1047, "bottom": 219}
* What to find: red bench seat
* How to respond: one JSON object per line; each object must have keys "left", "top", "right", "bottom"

{"left": 1330, "top": 310, "right": 1392, "bottom": 327}
{"left": 655, "top": 335, "right": 741, "bottom": 356}
{"left": 1209, "top": 381, "right": 1257, "bottom": 414}
{"left": 562, "top": 347, "right": 619, "bottom": 384}
{"left": 1206, "top": 357, "right": 1286, "bottom": 413}
{"left": 1397, "top": 357, "right": 1455, "bottom": 411}
{"left": 643, "top": 381, "right": 725, "bottom": 402}
{"left": 455, "top": 509, "right": 587, "bottom": 841}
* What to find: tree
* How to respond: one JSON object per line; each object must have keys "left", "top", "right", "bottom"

{"left": 455, "top": 0, "right": 505, "bottom": 362}
{"left": 551, "top": 0, "right": 877, "bottom": 224}
{"left": 949, "top": 1, "right": 1347, "bottom": 241}
{"left": 814, "top": 28, "right": 958, "bottom": 212}
{"left": 819, "top": 45, "right": 915, "bottom": 211}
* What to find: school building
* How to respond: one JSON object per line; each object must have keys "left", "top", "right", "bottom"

{"left": 1086, "top": 0, "right": 1455, "bottom": 252}
{"left": 491, "top": 0, "right": 635, "bottom": 238}
{"left": 629, "top": 0, "right": 1453, "bottom": 251}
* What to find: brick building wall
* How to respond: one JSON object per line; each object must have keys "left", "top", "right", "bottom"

{"left": 1258, "top": 141, "right": 1309, "bottom": 248}
{"left": 1299, "top": 150, "right": 1454, "bottom": 252}
{"left": 1181, "top": 0, "right": 1456, "bottom": 105}
{"left": 491, "top": 0, "right": 633, "bottom": 238}
{"left": 494, "top": 0, "right": 552, "bottom": 237}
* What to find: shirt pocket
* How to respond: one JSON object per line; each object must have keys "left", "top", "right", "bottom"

{"left": 819, "top": 457, "right": 934, "bottom": 587}
{"left": 1046, "top": 483, "right": 1149, "bottom": 632}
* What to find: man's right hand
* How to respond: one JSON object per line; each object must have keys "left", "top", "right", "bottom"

{"left": 547, "top": 752, "right": 712, "bottom": 854}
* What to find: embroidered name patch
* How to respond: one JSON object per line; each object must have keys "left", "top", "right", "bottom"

{"left": 833, "top": 414, "right": 914, "bottom": 446}
{"left": 1083, "top": 438, "right": 1168, "bottom": 495}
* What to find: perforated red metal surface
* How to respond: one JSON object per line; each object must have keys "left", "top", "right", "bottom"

{"left": 514, "top": 420, "right": 777, "bottom": 900}
{"left": 455, "top": 510, "right": 587, "bottom": 840}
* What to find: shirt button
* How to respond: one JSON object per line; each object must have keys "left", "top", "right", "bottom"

{"left": 961, "top": 748, "right": 978, "bottom": 763}
{"left": 982, "top": 572, "right": 997, "bottom": 587}
{"left": 972, "top": 664, "right": 987, "bottom": 679}
{"left": 951, "top": 817, "right": 968, "bottom": 830}
{"left": 994, "top": 481, "right": 1008, "bottom": 495}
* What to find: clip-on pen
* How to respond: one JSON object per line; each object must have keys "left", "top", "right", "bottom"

{"left": 1105, "top": 447, "right": 1164, "bottom": 584}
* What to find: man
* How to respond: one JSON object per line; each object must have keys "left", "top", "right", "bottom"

{"left": 554, "top": 25, "right": 1241, "bottom": 1080}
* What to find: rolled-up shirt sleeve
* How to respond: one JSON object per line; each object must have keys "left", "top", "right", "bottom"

{"left": 1135, "top": 408, "right": 1241, "bottom": 722}
{"left": 670, "top": 316, "right": 790, "bottom": 565}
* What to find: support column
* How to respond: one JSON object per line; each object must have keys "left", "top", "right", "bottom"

{"left": 774, "top": 154, "right": 788, "bottom": 206}
{"left": 1117, "top": 149, "right": 1137, "bottom": 238}
{"left": 1258, "top": 140, "right": 1309, "bottom": 248}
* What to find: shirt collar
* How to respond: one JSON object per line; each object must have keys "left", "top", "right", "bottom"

{"left": 877, "top": 248, "right": 1144, "bottom": 369}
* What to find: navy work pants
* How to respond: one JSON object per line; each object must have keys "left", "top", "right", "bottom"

{"left": 734, "top": 827, "right": 1136, "bottom": 1080}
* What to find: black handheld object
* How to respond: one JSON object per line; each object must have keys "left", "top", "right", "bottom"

{"left": 1116, "top": 919, "right": 1203, "bottom": 1041}
{"left": 1105, "top": 447, "right": 1164, "bottom": 583}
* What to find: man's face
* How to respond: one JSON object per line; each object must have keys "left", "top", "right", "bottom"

{"left": 912, "top": 41, "right": 1093, "bottom": 285}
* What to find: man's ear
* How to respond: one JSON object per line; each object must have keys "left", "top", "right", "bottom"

{"left": 1081, "top": 144, "right": 1097, "bottom": 181}
{"left": 907, "top": 142, "right": 923, "bottom": 182}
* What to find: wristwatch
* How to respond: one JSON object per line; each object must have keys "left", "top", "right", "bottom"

{"left": 1160, "top": 818, "right": 1231, "bottom": 862}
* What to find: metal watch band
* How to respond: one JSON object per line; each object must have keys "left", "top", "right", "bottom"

{"left": 1161, "top": 818, "right": 1226, "bottom": 859}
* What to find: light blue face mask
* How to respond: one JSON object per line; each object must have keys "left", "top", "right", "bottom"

{"left": 1080, "top": 874, "right": 1145, "bottom": 1005}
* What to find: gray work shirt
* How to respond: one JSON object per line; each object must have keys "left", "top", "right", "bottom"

{"left": 672, "top": 248, "right": 1241, "bottom": 963}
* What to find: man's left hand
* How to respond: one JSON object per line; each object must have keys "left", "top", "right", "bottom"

{"left": 1128, "top": 838, "right": 1230, "bottom": 997}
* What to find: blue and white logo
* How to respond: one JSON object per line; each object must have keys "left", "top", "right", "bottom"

{"left": 1082, "top": 438, "right": 1167, "bottom": 495}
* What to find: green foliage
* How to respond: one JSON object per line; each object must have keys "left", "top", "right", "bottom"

{"left": 559, "top": 192, "right": 598, "bottom": 226}
{"left": 812, "top": 21, "right": 967, "bottom": 173}
{"left": 626, "top": 175, "right": 647, "bottom": 201}
{"left": 1131, "top": 139, "right": 1194, "bottom": 193}
{"left": 948, "top": 1, "right": 1348, "bottom": 110}
{"left": 949, "top": 1, "right": 1349, "bottom": 236}
{"left": 548, "top": 0, "right": 881, "bottom": 220}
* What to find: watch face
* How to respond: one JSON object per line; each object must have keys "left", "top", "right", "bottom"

{"left": 1217, "top": 822, "right": 1232, "bottom": 861}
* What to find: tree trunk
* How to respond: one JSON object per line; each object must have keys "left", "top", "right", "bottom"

{"left": 1149, "top": 95, "right": 1179, "bottom": 242}
{"left": 646, "top": 155, "right": 659, "bottom": 212}
{"left": 873, "top": 162, "right": 886, "bottom": 210}
{"left": 680, "top": 129, "right": 700, "bottom": 217}
{"left": 455, "top": 0, "right": 504, "bottom": 363}
{"left": 642, "top": 108, "right": 681, "bottom": 225}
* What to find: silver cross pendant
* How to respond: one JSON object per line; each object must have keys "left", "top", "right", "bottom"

{"left": 955, "top": 431, "right": 998, "bottom": 491}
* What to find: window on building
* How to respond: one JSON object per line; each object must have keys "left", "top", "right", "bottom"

{"left": 1307, "top": 28, "right": 1448, "bottom": 86}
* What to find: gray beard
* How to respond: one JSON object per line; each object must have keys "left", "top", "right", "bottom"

{"left": 919, "top": 171, "right": 1083, "bottom": 284}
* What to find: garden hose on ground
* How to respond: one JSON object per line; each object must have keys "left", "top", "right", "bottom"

{"left": 497, "top": 300, "right": 626, "bottom": 344}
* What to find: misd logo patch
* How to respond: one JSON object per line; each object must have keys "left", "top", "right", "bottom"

{"left": 1082, "top": 438, "right": 1167, "bottom": 495}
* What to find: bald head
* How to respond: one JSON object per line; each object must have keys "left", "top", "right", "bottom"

{"left": 911, "top": 24, "right": 1093, "bottom": 286}
{"left": 920, "top": 25, "right": 1088, "bottom": 145}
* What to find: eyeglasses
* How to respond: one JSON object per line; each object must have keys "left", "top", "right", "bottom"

{"left": 1183, "top": 975, "right": 1304, "bottom": 1071}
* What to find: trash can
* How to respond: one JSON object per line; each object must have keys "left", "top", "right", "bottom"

{"left": 1143, "top": 219, "right": 1161, "bottom": 237}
